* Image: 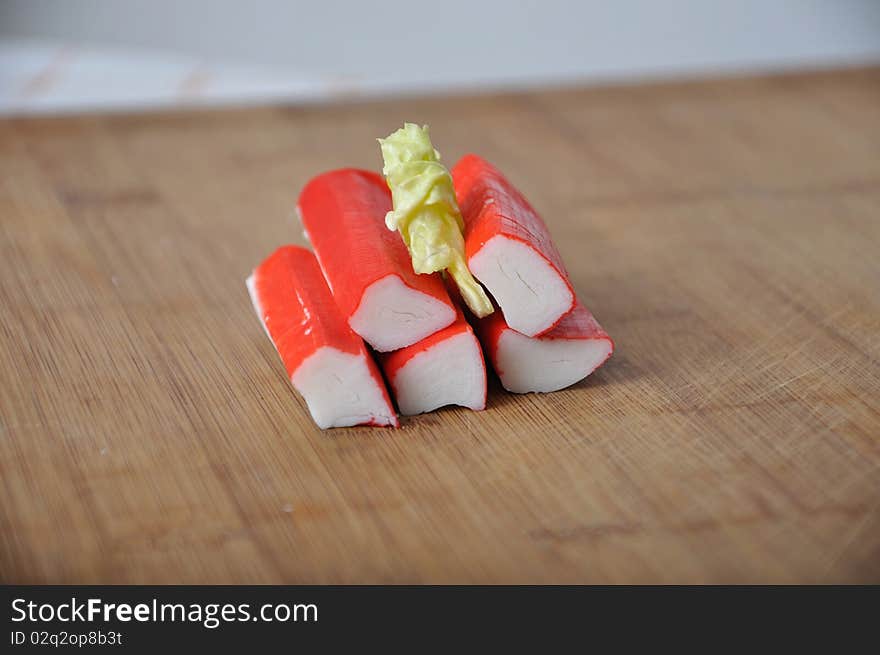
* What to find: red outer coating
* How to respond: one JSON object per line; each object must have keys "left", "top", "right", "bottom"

{"left": 250, "top": 245, "right": 397, "bottom": 427}
{"left": 452, "top": 154, "right": 576, "bottom": 335}
{"left": 473, "top": 299, "right": 614, "bottom": 376}
{"left": 297, "top": 168, "right": 454, "bottom": 322}
{"left": 377, "top": 305, "right": 487, "bottom": 409}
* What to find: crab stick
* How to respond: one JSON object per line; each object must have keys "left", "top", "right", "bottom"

{"left": 378, "top": 307, "right": 486, "bottom": 415}
{"left": 473, "top": 299, "right": 613, "bottom": 393}
{"left": 452, "top": 154, "right": 575, "bottom": 337}
{"left": 247, "top": 245, "right": 398, "bottom": 429}
{"left": 298, "top": 169, "right": 456, "bottom": 352}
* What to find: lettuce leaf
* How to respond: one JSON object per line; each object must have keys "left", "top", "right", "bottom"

{"left": 378, "top": 123, "right": 493, "bottom": 317}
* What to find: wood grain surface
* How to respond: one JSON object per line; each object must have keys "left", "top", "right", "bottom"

{"left": 1, "top": 68, "right": 879, "bottom": 584}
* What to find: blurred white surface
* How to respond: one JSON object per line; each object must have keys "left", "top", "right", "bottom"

{"left": 1, "top": 0, "right": 879, "bottom": 114}
{"left": 0, "top": 38, "right": 336, "bottom": 115}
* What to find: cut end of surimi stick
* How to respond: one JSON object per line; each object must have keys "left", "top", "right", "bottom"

{"left": 292, "top": 347, "right": 399, "bottom": 428}
{"left": 386, "top": 331, "right": 486, "bottom": 415}
{"left": 474, "top": 300, "right": 613, "bottom": 394}
{"left": 349, "top": 274, "right": 457, "bottom": 352}
{"left": 469, "top": 235, "right": 574, "bottom": 337}
{"left": 494, "top": 331, "right": 612, "bottom": 394}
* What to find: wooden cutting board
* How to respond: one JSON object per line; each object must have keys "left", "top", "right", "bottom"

{"left": 2, "top": 67, "right": 879, "bottom": 584}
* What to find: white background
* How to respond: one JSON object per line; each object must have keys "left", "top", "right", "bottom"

{"left": 1, "top": 0, "right": 879, "bottom": 113}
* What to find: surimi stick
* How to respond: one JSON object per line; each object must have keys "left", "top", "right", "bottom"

{"left": 473, "top": 299, "right": 613, "bottom": 394}
{"left": 298, "top": 169, "right": 456, "bottom": 352}
{"left": 452, "top": 154, "right": 575, "bottom": 337}
{"left": 247, "top": 245, "right": 398, "bottom": 429}
{"left": 378, "top": 308, "right": 487, "bottom": 415}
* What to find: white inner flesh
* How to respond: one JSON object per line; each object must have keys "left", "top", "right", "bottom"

{"left": 292, "top": 347, "right": 396, "bottom": 429}
{"left": 495, "top": 331, "right": 612, "bottom": 393}
{"left": 350, "top": 275, "right": 456, "bottom": 352}
{"left": 469, "top": 236, "right": 573, "bottom": 337}
{"left": 389, "top": 332, "right": 486, "bottom": 415}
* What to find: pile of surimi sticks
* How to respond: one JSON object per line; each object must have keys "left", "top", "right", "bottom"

{"left": 247, "top": 125, "right": 613, "bottom": 429}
